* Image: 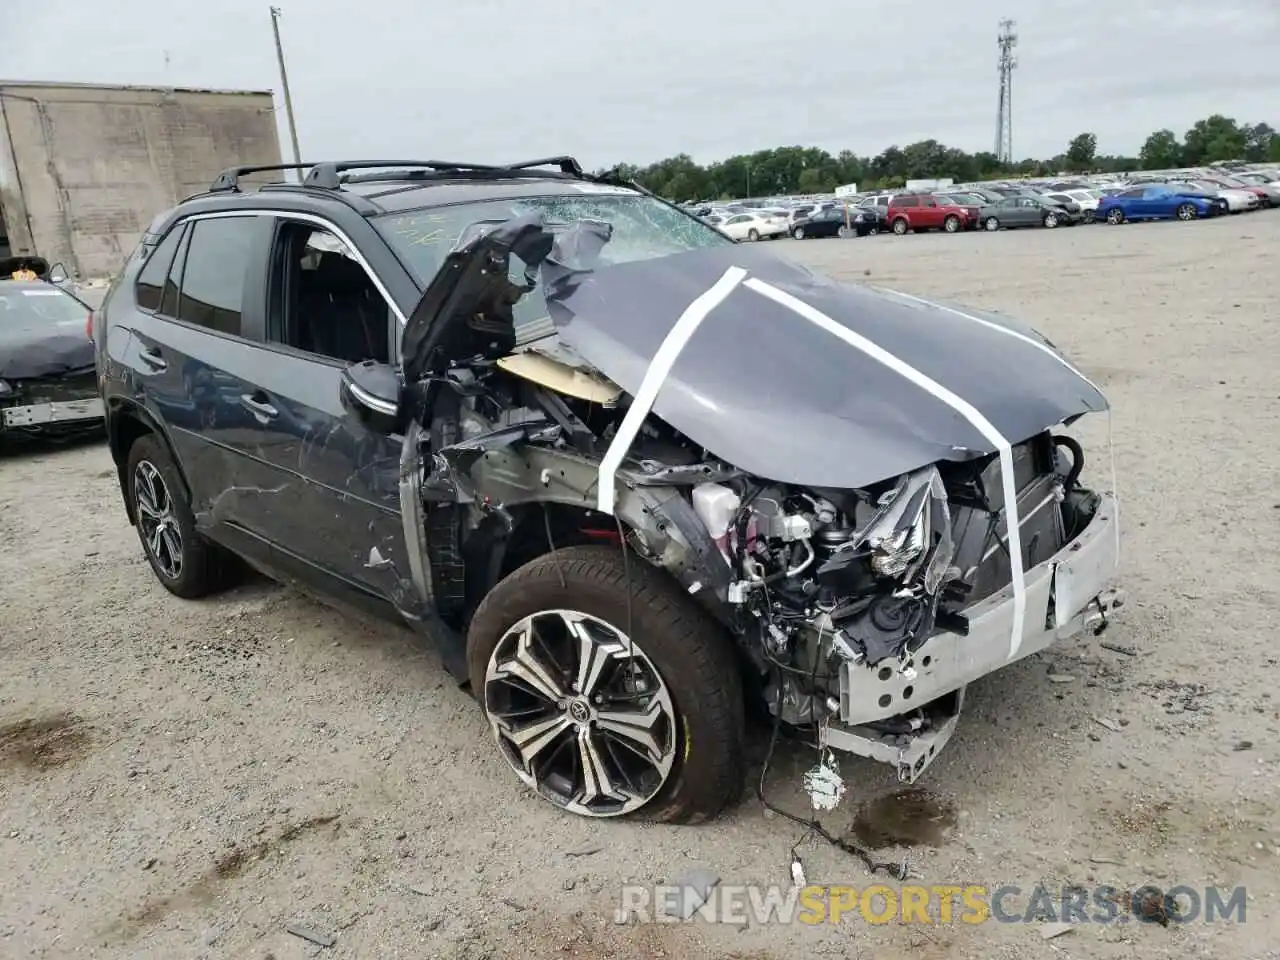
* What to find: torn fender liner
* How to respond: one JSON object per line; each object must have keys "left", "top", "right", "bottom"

{"left": 543, "top": 243, "right": 1108, "bottom": 490}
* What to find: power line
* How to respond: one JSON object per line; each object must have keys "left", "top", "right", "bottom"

{"left": 995, "top": 18, "right": 1017, "bottom": 165}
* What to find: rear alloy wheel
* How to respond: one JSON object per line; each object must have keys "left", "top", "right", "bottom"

{"left": 1106, "top": 208, "right": 1125, "bottom": 225}
{"left": 126, "top": 434, "right": 235, "bottom": 599}
{"left": 1043, "top": 212, "right": 1060, "bottom": 228}
{"left": 891, "top": 217, "right": 909, "bottom": 235}
{"left": 747, "top": 228, "right": 760, "bottom": 241}
{"left": 984, "top": 216, "right": 1000, "bottom": 231}
{"left": 1083, "top": 209, "right": 1096, "bottom": 223}
{"left": 1176, "top": 203, "right": 1197, "bottom": 221}
{"left": 943, "top": 215, "right": 960, "bottom": 233}
{"left": 793, "top": 226, "right": 805, "bottom": 239}
{"left": 467, "top": 545, "right": 745, "bottom": 823}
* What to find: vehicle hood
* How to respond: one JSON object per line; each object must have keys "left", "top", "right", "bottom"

{"left": 0, "top": 320, "right": 95, "bottom": 380}
{"left": 404, "top": 214, "right": 1108, "bottom": 489}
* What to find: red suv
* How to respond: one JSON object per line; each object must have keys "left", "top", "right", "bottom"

{"left": 886, "top": 194, "right": 971, "bottom": 235}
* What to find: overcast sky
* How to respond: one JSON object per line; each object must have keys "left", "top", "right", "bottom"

{"left": 6, "top": 0, "right": 1279, "bottom": 168}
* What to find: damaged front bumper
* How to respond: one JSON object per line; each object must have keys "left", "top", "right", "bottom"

{"left": 821, "top": 491, "right": 1122, "bottom": 783}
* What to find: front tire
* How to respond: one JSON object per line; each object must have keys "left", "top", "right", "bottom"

{"left": 466, "top": 545, "right": 745, "bottom": 823}
{"left": 1043, "top": 212, "right": 1060, "bottom": 228}
{"left": 126, "top": 434, "right": 234, "bottom": 599}
{"left": 943, "top": 215, "right": 960, "bottom": 233}
{"left": 747, "top": 228, "right": 760, "bottom": 241}
{"left": 984, "top": 216, "right": 1000, "bottom": 231}
{"left": 1176, "top": 203, "right": 1197, "bottom": 221}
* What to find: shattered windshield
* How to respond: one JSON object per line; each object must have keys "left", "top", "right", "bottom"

{"left": 375, "top": 193, "right": 732, "bottom": 336}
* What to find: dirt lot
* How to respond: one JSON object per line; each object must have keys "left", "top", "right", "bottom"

{"left": 2, "top": 214, "right": 1278, "bottom": 960}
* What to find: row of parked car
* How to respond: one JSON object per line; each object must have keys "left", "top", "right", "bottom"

{"left": 694, "top": 164, "right": 1280, "bottom": 240}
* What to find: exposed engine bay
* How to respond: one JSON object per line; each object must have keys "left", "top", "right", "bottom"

{"left": 412, "top": 339, "right": 1113, "bottom": 784}
{"left": 387, "top": 212, "right": 1123, "bottom": 796}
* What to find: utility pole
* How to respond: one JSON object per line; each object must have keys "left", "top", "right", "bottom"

{"left": 269, "top": 6, "right": 302, "bottom": 175}
{"left": 995, "top": 18, "right": 1017, "bottom": 165}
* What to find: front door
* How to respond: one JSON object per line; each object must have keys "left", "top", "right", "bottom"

{"left": 222, "top": 217, "right": 410, "bottom": 605}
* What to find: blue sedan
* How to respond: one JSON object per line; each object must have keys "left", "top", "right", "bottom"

{"left": 1097, "top": 185, "right": 1226, "bottom": 224}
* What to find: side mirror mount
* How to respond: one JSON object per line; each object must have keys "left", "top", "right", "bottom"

{"left": 339, "top": 360, "right": 404, "bottom": 435}
{"left": 48, "top": 263, "right": 69, "bottom": 284}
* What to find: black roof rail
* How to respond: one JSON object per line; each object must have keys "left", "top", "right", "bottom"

{"left": 305, "top": 161, "right": 504, "bottom": 189}
{"left": 503, "top": 156, "right": 585, "bottom": 177}
{"left": 209, "top": 163, "right": 317, "bottom": 193}
{"left": 305, "top": 156, "right": 588, "bottom": 189}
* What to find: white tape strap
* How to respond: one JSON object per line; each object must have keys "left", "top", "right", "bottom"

{"left": 743, "top": 278, "right": 1028, "bottom": 660}
{"left": 596, "top": 266, "right": 747, "bottom": 516}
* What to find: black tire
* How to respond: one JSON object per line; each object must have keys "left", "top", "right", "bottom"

{"left": 126, "top": 434, "right": 235, "bottom": 599}
{"left": 1042, "top": 212, "right": 1059, "bottom": 228}
{"left": 1084, "top": 209, "right": 1096, "bottom": 223}
{"left": 747, "top": 228, "right": 760, "bottom": 241}
{"left": 1175, "top": 203, "right": 1196, "bottom": 221}
{"left": 792, "top": 226, "right": 805, "bottom": 239}
{"left": 866, "top": 224, "right": 879, "bottom": 236}
{"left": 891, "top": 217, "right": 909, "bottom": 235}
{"left": 466, "top": 545, "right": 745, "bottom": 824}
{"left": 943, "top": 215, "right": 960, "bottom": 233}
{"left": 984, "top": 216, "right": 1000, "bottom": 231}
{"left": 1106, "top": 208, "right": 1125, "bottom": 225}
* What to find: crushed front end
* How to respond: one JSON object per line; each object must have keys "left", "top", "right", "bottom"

{"left": 698, "top": 428, "right": 1122, "bottom": 785}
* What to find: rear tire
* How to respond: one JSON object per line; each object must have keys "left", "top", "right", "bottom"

{"left": 466, "top": 545, "right": 746, "bottom": 824}
{"left": 1175, "top": 203, "right": 1196, "bottom": 221}
{"left": 891, "top": 217, "right": 909, "bottom": 235}
{"left": 1106, "top": 208, "right": 1125, "bottom": 225}
{"left": 747, "top": 228, "right": 760, "bottom": 241}
{"left": 126, "top": 434, "right": 236, "bottom": 599}
{"left": 793, "top": 226, "right": 805, "bottom": 239}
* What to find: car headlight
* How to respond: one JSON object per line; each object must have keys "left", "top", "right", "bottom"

{"left": 0, "top": 379, "right": 12, "bottom": 396}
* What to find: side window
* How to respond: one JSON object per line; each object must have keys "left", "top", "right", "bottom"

{"left": 875, "top": 197, "right": 888, "bottom": 207}
{"left": 268, "top": 221, "right": 391, "bottom": 365}
{"left": 897, "top": 197, "right": 919, "bottom": 208}
{"left": 177, "top": 217, "right": 257, "bottom": 336}
{"left": 921, "top": 197, "right": 937, "bottom": 207}
{"left": 134, "top": 226, "right": 185, "bottom": 312}
{"left": 1119, "top": 188, "right": 1146, "bottom": 198}
{"left": 158, "top": 225, "right": 192, "bottom": 318}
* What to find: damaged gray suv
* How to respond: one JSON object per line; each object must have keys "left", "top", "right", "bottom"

{"left": 96, "top": 158, "right": 1123, "bottom": 823}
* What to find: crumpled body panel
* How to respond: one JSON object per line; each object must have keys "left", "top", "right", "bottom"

{"left": 541, "top": 243, "right": 1107, "bottom": 488}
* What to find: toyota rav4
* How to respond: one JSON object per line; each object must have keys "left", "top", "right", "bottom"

{"left": 95, "top": 158, "right": 1124, "bottom": 823}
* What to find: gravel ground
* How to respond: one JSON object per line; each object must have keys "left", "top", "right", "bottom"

{"left": 2, "top": 214, "right": 1278, "bottom": 960}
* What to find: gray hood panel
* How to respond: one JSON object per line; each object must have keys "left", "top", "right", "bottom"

{"left": 544, "top": 243, "right": 1107, "bottom": 488}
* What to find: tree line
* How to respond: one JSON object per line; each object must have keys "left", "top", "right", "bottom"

{"left": 597, "top": 115, "right": 1280, "bottom": 202}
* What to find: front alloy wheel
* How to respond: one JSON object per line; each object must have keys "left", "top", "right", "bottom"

{"left": 984, "top": 216, "right": 1000, "bottom": 231}
{"left": 484, "top": 609, "right": 677, "bottom": 818}
{"left": 466, "top": 545, "right": 745, "bottom": 823}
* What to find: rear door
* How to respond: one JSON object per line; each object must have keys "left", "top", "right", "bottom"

{"left": 127, "top": 214, "right": 276, "bottom": 567}
{"left": 220, "top": 214, "right": 410, "bottom": 606}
